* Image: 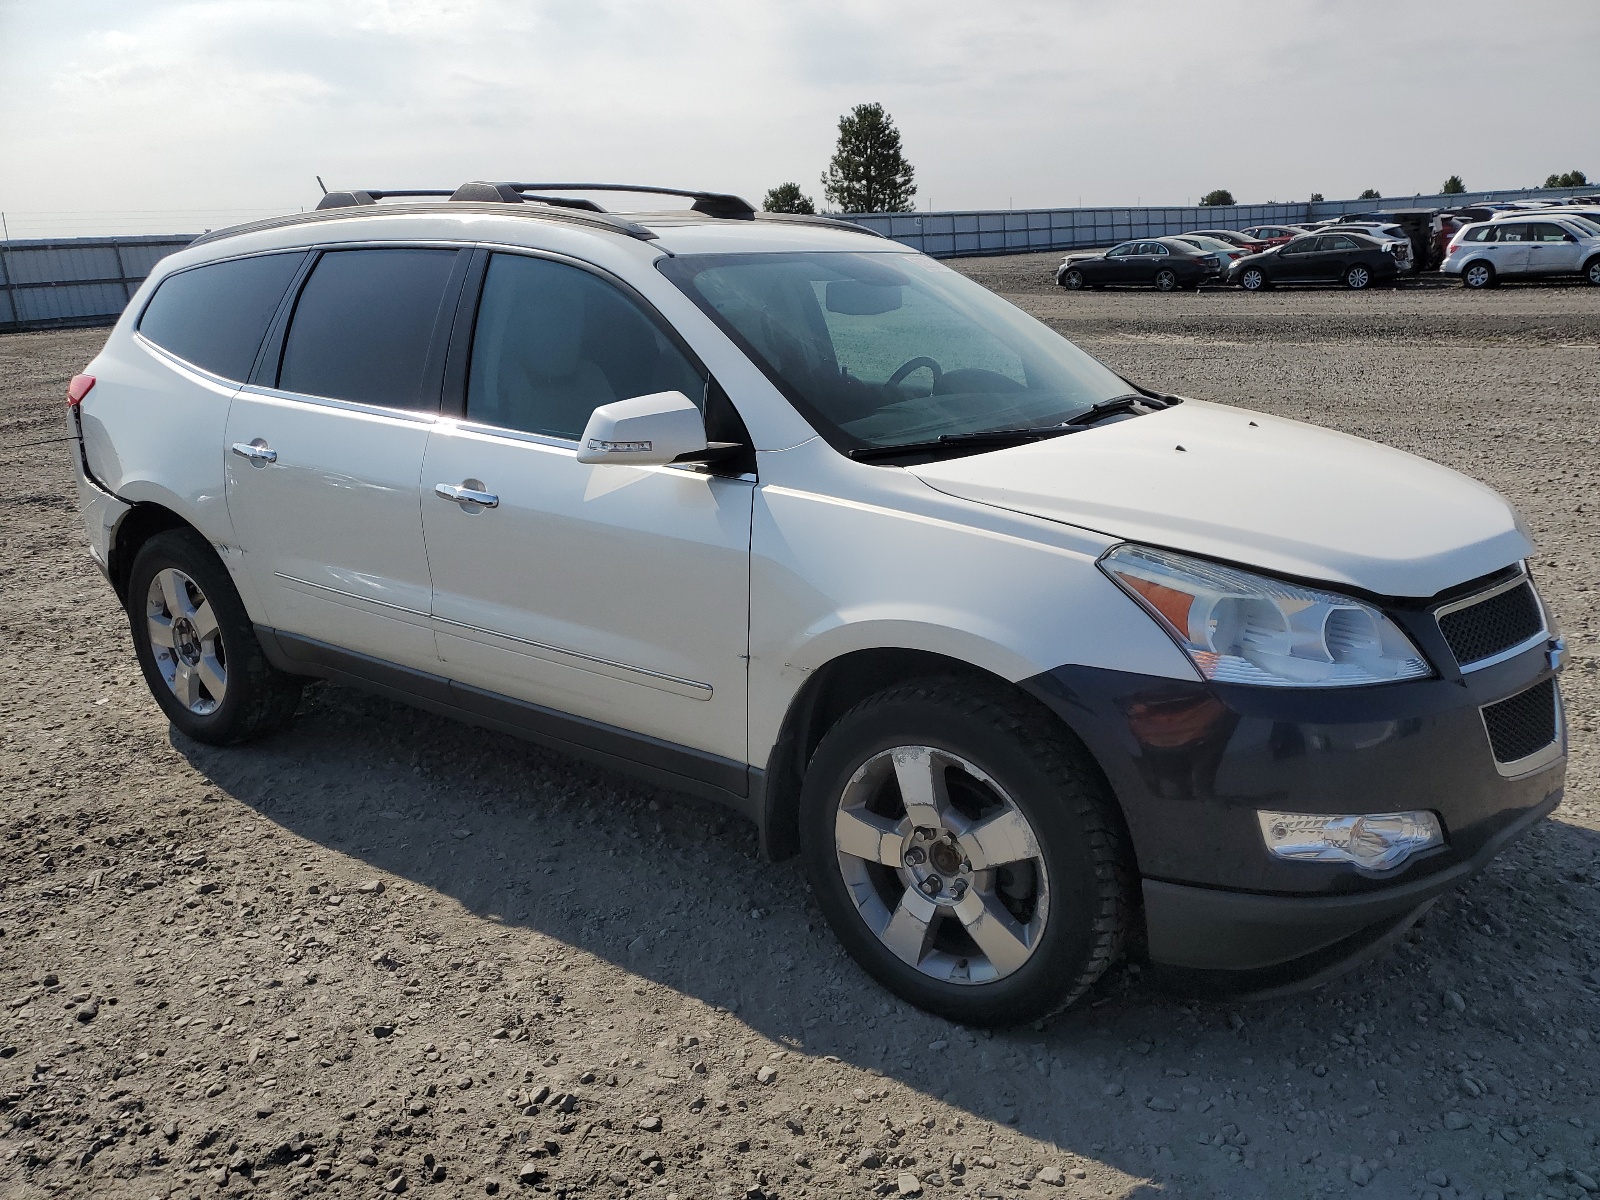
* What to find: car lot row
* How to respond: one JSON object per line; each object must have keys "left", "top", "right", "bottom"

{"left": 1055, "top": 195, "right": 1600, "bottom": 292}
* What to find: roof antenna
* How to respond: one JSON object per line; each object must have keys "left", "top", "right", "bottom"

{"left": 316, "top": 176, "right": 328, "bottom": 196}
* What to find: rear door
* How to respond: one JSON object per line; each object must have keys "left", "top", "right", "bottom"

{"left": 225, "top": 246, "right": 467, "bottom": 671}
{"left": 419, "top": 249, "right": 754, "bottom": 773}
{"left": 1486, "top": 223, "right": 1532, "bottom": 274}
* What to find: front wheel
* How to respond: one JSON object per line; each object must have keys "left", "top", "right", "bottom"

{"left": 127, "top": 528, "right": 303, "bottom": 745}
{"left": 799, "top": 680, "right": 1130, "bottom": 1026}
{"left": 1153, "top": 268, "right": 1179, "bottom": 292}
{"left": 1239, "top": 267, "right": 1267, "bottom": 291}
{"left": 1060, "top": 268, "right": 1086, "bottom": 290}
{"left": 1463, "top": 261, "right": 1494, "bottom": 289}
{"left": 1344, "top": 264, "right": 1372, "bottom": 290}
{"left": 1585, "top": 256, "right": 1600, "bottom": 286}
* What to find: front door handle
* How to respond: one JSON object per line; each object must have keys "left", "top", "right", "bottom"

{"left": 435, "top": 481, "right": 499, "bottom": 509}
{"left": 230, "top": 440, "right": 277, "bottom": 466}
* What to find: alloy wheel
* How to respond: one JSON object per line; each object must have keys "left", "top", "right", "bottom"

{"left": 832, "top": 745, "right": 1050, "bottom": 985}
{"left": 1154, "top": 269, "right": 1178, "bottom": 292}
{"left": 1346, "top": 266, "right": 1371, "bottom": 290}
{"left": 1465, "top": 263, "right": 1492, "bottom": 289}
{"left": 1063, "top": 269, "right": 1085, "bottom": 290}
{"left": 1241, "top": 268, "right": 1264, "bottom": 290}
{"left": 145, "top": 567, "right": 226, "bottom": 714}
{"left": 1587, "top": 259, "right": 1600, "bottom": 286}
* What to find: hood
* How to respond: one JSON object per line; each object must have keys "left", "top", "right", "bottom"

{"left": 909, "top": 400, "right": 1529, "bottom": 598}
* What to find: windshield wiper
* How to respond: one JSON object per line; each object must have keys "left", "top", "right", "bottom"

{"left": 848, "top": 425, "right": 1077, "bottom": 463}
{"left": 1064, "top": 393, "right": 1165, "bottom": 426}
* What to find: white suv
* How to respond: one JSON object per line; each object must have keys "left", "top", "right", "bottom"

{"left": 1443, "top": 214, "right": 1600, "bottom": 287}
{"left": 69, "top": 181, "right": 1568, "bottom": 1025}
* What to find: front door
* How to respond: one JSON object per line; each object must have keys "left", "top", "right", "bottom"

{"left": 1274, "top": 236, "right": 1320, "bottom": 280}
{"left": 1524, "top": 222, "right": 1582, "bottom": 274}
{"left": 225, "top": 246, "right": 466, "bottom": 671}
{"left": 419, "top": 250, "right": 753, "bottom": 768}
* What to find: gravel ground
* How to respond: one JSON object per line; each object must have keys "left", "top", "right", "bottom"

{"left": 1, "top": 265, "right": 1597, "bottom": 1200}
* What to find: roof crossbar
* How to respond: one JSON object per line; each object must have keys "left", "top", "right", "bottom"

{"left": 315, "top": 181, "right": 757, "bottom": 219}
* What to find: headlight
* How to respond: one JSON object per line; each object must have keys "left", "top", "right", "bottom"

{"left": 1100, "top": 544, "right": 1432, "bottom": 687}
{"left": 1258, "top": 809, "right": 1443, "bottom": 871}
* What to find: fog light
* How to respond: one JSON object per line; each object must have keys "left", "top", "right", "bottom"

{"left": 1257, "top": 810, "right": 1443, "bottom": 871}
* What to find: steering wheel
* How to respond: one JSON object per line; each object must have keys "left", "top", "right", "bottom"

{"left": 887, "top": 356, "right": 943, "bottom": 389}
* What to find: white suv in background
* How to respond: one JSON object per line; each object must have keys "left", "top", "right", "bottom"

{"left": 68, "top": 181, "right": 1567, "bottom": 1025}
{"left": 1443, "top": 214, "right": 1600, "bottom": 287}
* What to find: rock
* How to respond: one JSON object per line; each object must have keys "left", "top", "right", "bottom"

{"left": 857, "top": 1150, "right": 882, "bottom": 1170}
{"left": 452, "top": 828, "right": 473, "bottom": 840}
{"left": 383, "top": 1174, "right": 408, "bottom": 1194}
{"left": 0, "top": 1046, "right": 14, "bottom": 1059}
{"left": 1038, "top": 1165, "right": 1065, "bottom": 1185}
{"left": 1537, "top": 1158, "right": 1567, "bottom": 1179}
{"left": 1145, "top": 1096, "right": 1176, "bottom": 1112}
{"left": 358, "top": 879, "right": 386, "bottom": 893}
{"left": 1427, "top": 1169, "right": 1450, "bottom": 1186}
{"left": 1101, "top": 1083, "right": 1124, "bottom": 1097}
{"left": 1570, "top": 1169, "right": 1597, "bottom": 1191}
{"left": 407, "top": 1099, "right": 428, "bottom": 1116}
{"left": 228, "top": 1151, "right": 253, "bottom": 1176}
{"left": 1496, "top": 1126, "right": 1518, "bottom": 1144}
{"left": 484, "top": 1182, "right": 499, "bottom": 1195}
{"left": 977, "top": 1156, "right": 996, "bottom": 1169}
{"left": 1443, "top": 990, "right": 1466, "bottom": 1013}
{"left": 1350, "top": 1162, "right": 1372, "bottom": 1185}
{"left": 638, "top": 1115, "right": 661, "bottom": 1131}
{"left": 517, "top": 1162, "right": 545, "bottom": 1184}
{"left": 927, "top": 1039, "right": 948, "bottom": 1051}
{"left": 372, "top": 1024, "right": 395, "bottom": 1039}
{"left": 358, "top": 1152, "right": 379, "bottom": 1166}
{"left": 1443, "top": 1111, "right": 1470, "bottom": 1130}
{"left": 897, "top": 1172, "right": 923, "bottom": 1197}
{"left": 756, "top": 1065, "right": 777, "bottom": 1084}
{"left": 74, "top": 1000, "right": 99, "bottom": 1023}
{"left": 456, "top": 1074, "right": 474, "bottom": 1090}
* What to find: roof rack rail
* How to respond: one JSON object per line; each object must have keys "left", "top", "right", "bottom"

{"left": 315, "top": 181, "right": 757, "bottom": 219}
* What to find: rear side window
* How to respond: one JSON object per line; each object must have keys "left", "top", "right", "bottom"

{"left": 278, "top": 249, "right": 459, "bottom": 409}
{"left": 1462, "top": 226, "right": 1493, "bottom": 242}
{"left": 1324, "top": 235, "right": 1359, "bottom": 250}
{"left": 138, "top": 253, "right": 305, "bottom": 381}
{"left": 1496, "top": 225, "right": 1529, "bottom": 243}
{"left": 466, "top": 253, "right": 704, "bottom": 440}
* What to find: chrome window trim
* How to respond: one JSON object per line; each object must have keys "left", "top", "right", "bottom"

{"left": 1433, "top": 569, "right": 1549, "bottom": 673}
{"left": 234, "top": 382, "right": 442, "bottom": 426}
{"left": 1480, "top": 681, "right": 1565, "bottom": 780}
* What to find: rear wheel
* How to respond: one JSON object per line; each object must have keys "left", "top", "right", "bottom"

{"left": 1154, "top": 268, "right": 1179, "bottom": 292}
{"left": 1463, "top": 261, "right": 1495, "bottom": 289}
{"left": 1239, "top": 267, "right": 1267, "bottom": 291}
{"left": 1585, "top": 256, "right": 1600, "bottom": 286}
{"left": 1061, "top": 268, "right": 1086, "bottom": 290}
{"left": 1344, "top": 264, "right": 1372, "bottom": 290}
{"left": 799, "top": 680, "right": 1130, "bottom": 1026}
{"left": 128, "top": 528, "right": 303, "bottom": 745}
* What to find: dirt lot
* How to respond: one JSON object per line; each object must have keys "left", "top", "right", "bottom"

{"left": 1, "top": 263, "right": 1597, "bottom": 1200}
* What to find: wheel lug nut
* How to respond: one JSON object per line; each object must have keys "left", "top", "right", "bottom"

{"left": 951, "top": 879, "right": 968, "bottom": 899}
{"left": 904, "top": 847, "right": 926, "bottom": 866}
{"left": 920, "top": 876, "right": 942, "bottom": 896}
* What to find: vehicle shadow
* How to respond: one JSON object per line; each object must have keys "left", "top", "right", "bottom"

{"left": 172, "top": 680, "right": 1597, "bottom": 1199}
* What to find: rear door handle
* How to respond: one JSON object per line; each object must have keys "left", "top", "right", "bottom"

{"left": 230, "top": 440, "right": 277, "bottom": 465}
{"left": 435, "top": 482, "right": 499, "bottom": 509}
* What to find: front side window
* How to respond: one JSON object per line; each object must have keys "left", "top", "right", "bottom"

{"left": 658, "top": 251, "right": 1135, "bottom": 453}
{"left": 466, "top": 254, "right": 704, "bottom": 440}
{"left": 138, "top": 252, "right": 305, "bottom": 381}
{"left": 1106, "top": 243, "right": 1138, "bottom": 258}
{"left": 1281, "top": 237, "right": 1316, "bottom": 255}
{"left": 278, "top": 248, "right": 459, "bottom": 409}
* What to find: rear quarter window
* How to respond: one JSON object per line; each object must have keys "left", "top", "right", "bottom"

{"left": 137, "top": 252, "right": 306, "bottom": 381}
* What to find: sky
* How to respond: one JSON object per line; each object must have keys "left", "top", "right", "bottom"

{"left": 1, "top": 0, "right": 1595, "bottom": 238}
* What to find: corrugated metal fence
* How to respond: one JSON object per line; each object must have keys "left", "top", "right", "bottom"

{"left": 1, "top": 184, "right": 1593, "bottom": 332}
{"left": 0, "top": 235, "right": 194, "bottom": 333}
{"left": 847, "top": 186, "right": 1597, "bottom": 257}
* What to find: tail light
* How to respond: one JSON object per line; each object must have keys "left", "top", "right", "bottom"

{"left": 67, "top": 374, "right": 96, "bottom": 407}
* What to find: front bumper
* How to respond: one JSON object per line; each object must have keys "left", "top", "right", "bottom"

{"left": 1022, "top": 635, "right": 1565, "bottom": 980}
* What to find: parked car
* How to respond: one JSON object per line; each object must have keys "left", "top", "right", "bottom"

{"left": 1172, "top": 234, "right": 1250, "bottom": 267}
{"left": 1491, "top": 205, "right": 1600, "bottom": 228}
{"left": 1238, "top": 225, "right": 1304, "bottom": 247}
{"left": 1188, "top": 228, "right": 1270, "bottom": 255}
{"left": 67, "top": 179, "right": 1566, "bottom": 1025}
{"left": 1228, "top": 231, "right": 1403, "bottom": 290}
{"left": 1056, "top": 238, "right": 1221, "bottom": 291}
{"left": 1442, "top": 216, "right": 1600, "bottom": 288}
{"left": 1326, "top": 222, "right": 1415, "bottom": 270}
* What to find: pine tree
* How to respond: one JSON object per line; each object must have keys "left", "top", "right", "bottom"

{"left": 763, "top": 183, "right": 816, "bottom": 214}
{"left": 1441, "top": 175, "right": 1466, "bottom": 195}
{"left": 821, "top": 103, "right": 917, "bottom": 213}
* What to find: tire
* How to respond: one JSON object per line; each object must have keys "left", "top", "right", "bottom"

{"left": 798, "top": 679, "right": 1130, "bottom": 1027}
{"left": 1463, "top": 261, "right": 1494, "bottom": 289}
{"left": 1239, "top": 267, "right": 1267, "bottom": 291}
{"left": 1060, "top": 268, "right": 1086, "bottom": 290}
{"left": 1344, "top": 264, "right": 1372, "bottom": 290}
{"left": 127, "top": 528, "right": 303, "bottom": 745}
{"left": 1154, "top": 268, "right": 1179, "bottom": 292}
{"left": 1585, "top": 256, "right": 1600, "bottom": 287}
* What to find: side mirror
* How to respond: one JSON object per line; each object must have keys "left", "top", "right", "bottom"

{"left": 576, "top": 390, "right": 732, "bottom": 467}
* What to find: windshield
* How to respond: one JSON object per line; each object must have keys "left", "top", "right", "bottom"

{"left": 656, "top": 251, "right": 1134, "bottom": 451}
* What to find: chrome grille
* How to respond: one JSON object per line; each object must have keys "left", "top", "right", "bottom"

{"left": 1437, "top": 579, "right": 1543, "bottom": 669}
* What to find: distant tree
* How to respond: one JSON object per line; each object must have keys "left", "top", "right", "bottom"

{"left": 821, "top": 103, "right": 917, "bottom": 213}
{"left": 1309, "top": 192, "right": 1324, "bottom": 203}
{"left": 1199, "top": 189, "right": 1235, "bottom": 206}
{"left": 763, "top": 183, "right": 816, "bottom": 214}
{"left": 1358, "top": 188, "right": 1381, "bottom": 200}
{"left": 1441, "top": 175, "right": 1466, "bottom": 195}
{"left": 1544, "top": 170, "right": 1589, "bottom": 188}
